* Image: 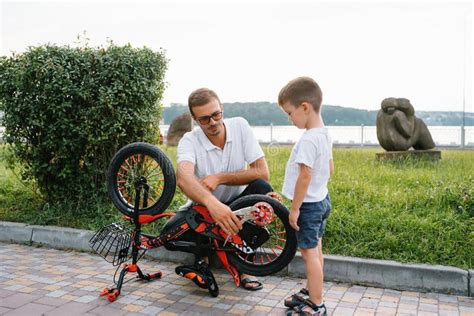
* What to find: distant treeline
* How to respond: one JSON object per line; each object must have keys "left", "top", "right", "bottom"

{"left": 163, "top": 102, "right": 474, "bottom": 126}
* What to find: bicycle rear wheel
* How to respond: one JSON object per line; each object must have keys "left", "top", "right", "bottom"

{"left": 107, "top": 142, "right": 176, "bottom": 217}
{"left": 227, "top": 194, "right": 297, "bottom": 276}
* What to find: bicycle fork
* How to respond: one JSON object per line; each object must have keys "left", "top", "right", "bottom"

{"left": 100, "top": 177, "right": 162, "bottom": 302}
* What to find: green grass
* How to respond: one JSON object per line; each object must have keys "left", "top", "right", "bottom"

{"left": 325, "top": 148, "right": 473, "bottom": 269}
{"left": 0, "top": 144, "right": 472, "bottom": 268}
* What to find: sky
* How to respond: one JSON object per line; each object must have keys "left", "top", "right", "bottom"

{"left": 1, "top": 0, "right": 472, "bottom": 112}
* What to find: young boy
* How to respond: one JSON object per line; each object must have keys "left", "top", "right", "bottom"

{"left": 278, "top": 77, "right": 334, "bottom": 315}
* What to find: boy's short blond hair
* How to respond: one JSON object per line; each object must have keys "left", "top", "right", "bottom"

{"left": 188, "top": 88, "right": 221, "bottom": 116}
{"left": 278, "top": 77, "right": 323, "bottom": 112}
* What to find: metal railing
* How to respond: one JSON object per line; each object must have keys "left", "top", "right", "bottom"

{"left": 2, "top": 125, "right": 473, "bottom": 148}
{"left": 160, "top": 125, "right": 474, "bottom": 148}
{"left": 256, "top": 125, "right": 474, "bottom": 148}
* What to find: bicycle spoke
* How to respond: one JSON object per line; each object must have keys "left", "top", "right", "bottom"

{"left": 144, "top": 160, "right": 161, "bottom": 178}
{"left": 115, "top": 152, "right": 169, "bottom": 211}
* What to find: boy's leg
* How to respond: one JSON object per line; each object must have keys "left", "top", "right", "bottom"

{"left": 301, "top": 247, "right": 324, "bottom": 305}
{"left": 318, "top": 239, "right": 324, "bottom": 272}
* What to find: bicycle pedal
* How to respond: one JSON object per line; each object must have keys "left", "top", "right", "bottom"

{"left": 147, "top": 272, "right": 162, "bottom": 280}
{"left": 107, "top": 289, "right": 120, "bottom": 302}
{"left": 99, "top": 288, "right": 111, "bottom": 297}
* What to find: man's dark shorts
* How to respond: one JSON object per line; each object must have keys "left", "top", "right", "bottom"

{"left": 295, "top": 194, "right": 331, "bottom": 249}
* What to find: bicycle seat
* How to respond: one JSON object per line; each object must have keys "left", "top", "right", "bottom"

{"left": 161, "top": 209, "right": 189, "bottom": 231}
{"left": 175, "top": 261, "right": 219, "bottom": 297}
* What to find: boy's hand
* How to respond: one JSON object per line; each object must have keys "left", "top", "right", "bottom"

{"left": 289, "top": 209, "right": 300, "bottom": 231}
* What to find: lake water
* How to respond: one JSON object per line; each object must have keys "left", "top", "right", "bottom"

{"left": 1, "top": 125, "right": 472, "bottom": 147}
{"left": 160, "top": 125, "right": 474, "bottom": 147}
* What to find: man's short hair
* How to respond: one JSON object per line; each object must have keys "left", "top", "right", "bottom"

{"left": 278, "top": 77, "right": 323, "bottom": 112}
{"left": 188, "top": 88, "right": 221, "bottom": 116}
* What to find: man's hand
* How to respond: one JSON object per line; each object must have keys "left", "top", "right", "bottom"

{"left": 200, "top": 174, "right": 222, "bottom": 192}
{"left": 206, "top": 199, "right": 242, "bottom": 235}
{"left": 289, "top": 208, "right": 300, "bottom": 231}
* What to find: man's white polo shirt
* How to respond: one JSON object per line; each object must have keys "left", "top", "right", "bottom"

{"left": 177, "top": 117, "right": 264, "bottom": 203}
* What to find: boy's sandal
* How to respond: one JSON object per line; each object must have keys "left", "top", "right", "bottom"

{"left": 286, "top": 299, "right": 327, "bottom": 316}
{"left": 284, "top": 288, "right": 309, "bottom": 308}
{"left": 240, "top": 277, "right": 263, "bottom": 291}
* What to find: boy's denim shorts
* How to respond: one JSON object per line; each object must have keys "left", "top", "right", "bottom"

{"left": 295, "top": 194, "right": 331, "bottom": 249}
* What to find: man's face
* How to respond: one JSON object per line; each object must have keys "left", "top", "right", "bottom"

{"left": 192, "top": 98, "right": 224, "bottom": 137}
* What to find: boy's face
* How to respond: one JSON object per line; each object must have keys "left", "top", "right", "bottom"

{"left": 280, "top": 102, "right": 308, "bottom": 129}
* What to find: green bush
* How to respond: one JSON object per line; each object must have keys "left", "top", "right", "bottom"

{"left": 0, "top": 42, "right": 167, "bottom": 205}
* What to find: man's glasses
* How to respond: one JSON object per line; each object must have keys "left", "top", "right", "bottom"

{"left": 196, "top": 111, "right": 223, "bottom": 125}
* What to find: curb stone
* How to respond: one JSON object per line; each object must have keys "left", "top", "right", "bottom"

{"left": 0, "top": 221, "right": 33, "bottom": 244}
{"left": 0, "top": 220, "right": 471, "bottom": 297}
{"left": 30, "top": 225, "right": 94, "bottom": 251}
{"left": 290, "top": 254, "right": 469, "bottom": 296}
{"left": 469, "top": 269, "right": 473, "bottom": 297}
{"left": 146, "top": 247, "right": 194, "bottom": 264}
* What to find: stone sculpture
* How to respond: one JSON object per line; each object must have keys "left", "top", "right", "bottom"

{"left": 376, "top": 98, "right": 435, "bottom": 151}
{"left": 166, "top": 113, "right": 192, "bottom": 146}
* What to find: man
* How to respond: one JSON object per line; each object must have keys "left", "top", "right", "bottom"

{"left": 176, "top": 87, "right": 274, "bottom": 290}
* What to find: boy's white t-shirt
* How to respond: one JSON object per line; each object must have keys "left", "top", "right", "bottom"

{"left": 177, "top": 117, "right": 264, "bottom": 203}
{"left": 282, "top": 128, "right": 333, "bottom": 203}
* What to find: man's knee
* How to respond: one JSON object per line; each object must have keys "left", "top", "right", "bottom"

{"left": 247, "top": 179, "right": 273, "bottom": 195}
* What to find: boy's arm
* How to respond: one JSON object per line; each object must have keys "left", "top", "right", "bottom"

{"left": 330, "top": 159, "right": 334, "bottom": 176}
{"left": 289, "top": 163, "right": 313, "bottom": 230}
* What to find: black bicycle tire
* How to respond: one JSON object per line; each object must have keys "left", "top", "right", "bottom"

{"left": 107, "top": 142, "right": 176, "bottom": 216}
{"left": 227, "top": 194, "right": 297, "bottom": 276}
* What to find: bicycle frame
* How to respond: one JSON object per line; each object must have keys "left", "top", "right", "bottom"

{"left": 91, "top": 142, "right": 296, "bottom": 302}
{"left": 97, "top": 175, "right": 243, "bottom": 301}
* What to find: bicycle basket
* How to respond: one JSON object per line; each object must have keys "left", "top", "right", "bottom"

{"left": 89, "top": 223, "right": 133, "bottom": 266}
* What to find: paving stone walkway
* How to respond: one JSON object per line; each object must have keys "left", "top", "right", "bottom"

{"left": 0, "top": 243, "right": 472, "bottom": 316}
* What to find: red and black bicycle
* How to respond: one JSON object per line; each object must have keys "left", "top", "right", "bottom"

{"left": 90, "top": 142, "right": 297, "bottom": 302}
